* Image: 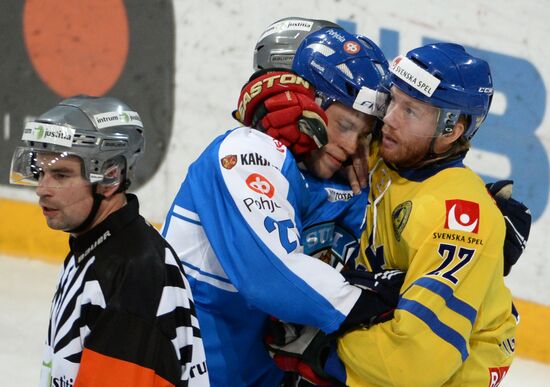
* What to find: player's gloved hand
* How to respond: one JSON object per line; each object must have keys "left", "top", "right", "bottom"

{"left": 266, "top": 316, "right": 302, "bottom": 347}
{"left": 340, "top": 269, "right": 405, "bottom": 332}
{"left": 266, "top": 324, "right": 345, "bottom": 387}
{"left": 486, "top": 180, "right": 531, "bottom": 276}
{"left": 233, "top": 69, "right": 328, "bottom": 158}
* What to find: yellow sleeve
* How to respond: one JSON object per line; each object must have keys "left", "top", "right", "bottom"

{"left": 338, "top": 189, "right": 506, "bottom": 386}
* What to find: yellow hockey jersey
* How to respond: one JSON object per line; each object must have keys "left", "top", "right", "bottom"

{"left": 337, "top": 142, "right": 517, "bottom": 386}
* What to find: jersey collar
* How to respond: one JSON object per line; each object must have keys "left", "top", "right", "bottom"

{"left": 69, "top": 194, "right": 140, "bottom": 264}
{"left": 392, "top": 157, "right": 465, "bottom": 182}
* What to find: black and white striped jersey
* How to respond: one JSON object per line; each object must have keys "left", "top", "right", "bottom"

{"left": 39, "top": 194, "right": 209, "bottom": 387}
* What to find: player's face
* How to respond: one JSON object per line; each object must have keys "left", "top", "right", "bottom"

{"left": 305, "top": 102, "right": 375, "bottom": 179}
{"left": 35, "top": 153, "right": 93, "bottom": 231}
{"left": 380, "top": 86, "right": 440, "bottom": 168}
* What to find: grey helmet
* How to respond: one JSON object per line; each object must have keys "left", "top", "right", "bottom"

{"left": 10, "top": 95, "right": 144, "bottom": 188}
{"left": 253, "top": 17, "right": 342, "bottom": 71}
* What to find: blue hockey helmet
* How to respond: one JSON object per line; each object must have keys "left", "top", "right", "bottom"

{"left": 388, "top": 43, "right": 493, "bottom": 140}
{"left": 292, "top": 27, "right": 389, "bottom": 118}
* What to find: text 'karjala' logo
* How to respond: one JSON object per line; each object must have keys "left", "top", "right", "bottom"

{"left": 241, "top": 152, "right": 271, "bottom": 166}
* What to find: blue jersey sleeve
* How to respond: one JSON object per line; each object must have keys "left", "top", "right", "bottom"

{"left": 162, "top": 128, "right": 360, "bottom": 333}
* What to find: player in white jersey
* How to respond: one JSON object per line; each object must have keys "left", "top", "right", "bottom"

{"left": 10, "top": 96, "right": 208, "bottom": 386}
{"left": 162, "top": 20, "right": 397, "bottom": 386}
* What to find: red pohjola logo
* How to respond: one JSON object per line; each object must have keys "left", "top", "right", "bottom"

{"left": 246, "top": 173, "right": 275, "bottom": 198}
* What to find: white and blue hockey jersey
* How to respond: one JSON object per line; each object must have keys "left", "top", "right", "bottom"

{"left": 162, "top": 127, "right": 366, "bottom": 386}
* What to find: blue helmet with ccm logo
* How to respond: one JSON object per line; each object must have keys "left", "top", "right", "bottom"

{"left": 292, "top": 27, "right": 389, "bottom": 118}
{"left": 388, "top": 43, "right": 493, "bottom": 140}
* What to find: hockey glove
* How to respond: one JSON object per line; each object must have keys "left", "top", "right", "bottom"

{"left": 339, "top": 269, "right": 405, "bottom": 332}
{"left": 266, "top": 325, "right": 345, "bottom": 387}
{"left": 233, "top": 70, "right": 328, "bottom": 158}
{"left": 486, "top": 180, "right": 531, "bottom": 276}
{"left": 266, "top": 316, "right": 302, "bottom": 347}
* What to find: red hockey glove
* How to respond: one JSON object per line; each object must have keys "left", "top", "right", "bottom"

{"left": 233, "top": 70, "right": 328, "bottom": 158}
{"left": 486, "top": 180, "right": 531, "bottom": 276}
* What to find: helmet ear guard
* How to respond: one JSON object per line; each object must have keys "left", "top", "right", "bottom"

{"left": 437, "top": 109, "right": 460, "bottom": 136}
{"left": 100, "top": 156, "right": 130, "bottom": 191}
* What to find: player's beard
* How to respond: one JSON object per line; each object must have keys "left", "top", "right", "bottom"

{"left": 379, "top": 126, "right": 431, "bottom": 169}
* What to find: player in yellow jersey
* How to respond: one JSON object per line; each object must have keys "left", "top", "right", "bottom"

{"left": 267, "top": 43, "right": 526, "bottom": 387}
{"left": 332, "top": 43, "right": 517, "bottom": 386}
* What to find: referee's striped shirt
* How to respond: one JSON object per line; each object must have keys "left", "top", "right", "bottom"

{"left": 39, "top": 194, "right": 209, "bottom": 387}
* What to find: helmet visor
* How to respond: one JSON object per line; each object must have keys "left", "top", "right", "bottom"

{"left": 382, "top": 84, "right": 462, "bottom": 139}
{"left": 10, "top": 147, "right": 94, "bottom": 188}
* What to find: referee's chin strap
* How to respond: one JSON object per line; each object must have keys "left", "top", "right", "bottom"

{"left": 67, "top": 184, "right": 104, "bottom": 235}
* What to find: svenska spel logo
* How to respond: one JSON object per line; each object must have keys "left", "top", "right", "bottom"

{"left": 444, "top": 199, "right": 480, "bottom": 233}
